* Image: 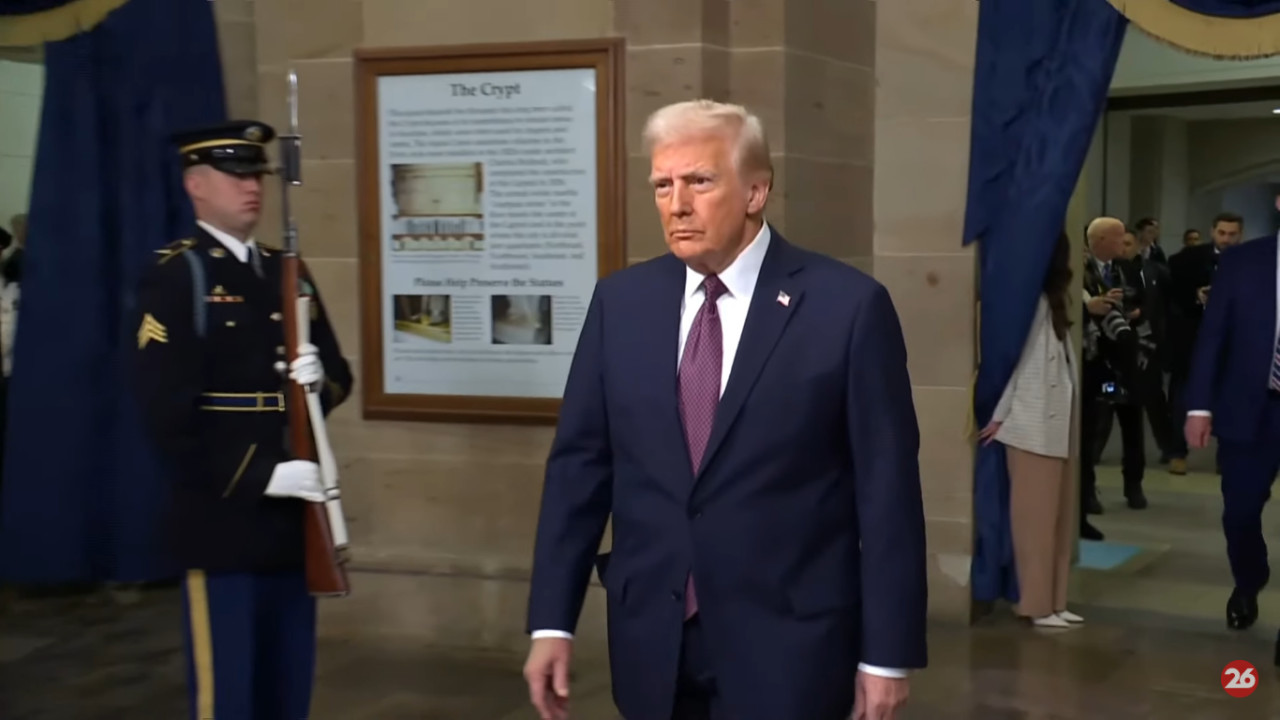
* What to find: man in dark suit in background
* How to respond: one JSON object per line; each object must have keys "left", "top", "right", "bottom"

{"left": 1170, "top": 212, "right": 1243, "bottom": 452}
{"left": 1134, "top": 217, "right": 1168, "bottom": 265}
{"left": 1184, "top": 205, "right": 1277, "bottom": 633}
{"left": 1083, "top": 220, "right": 1147, "bottom": 511}
{"left": 1125, "top": 227, "right": 1187, "bottom": 474}
{"left": 522, "top": 100, "right": 928, "bottom": 720}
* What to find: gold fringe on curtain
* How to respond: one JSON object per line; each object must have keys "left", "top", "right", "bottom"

{"left": 0, "top": 0, "right": 131, "bottom": 48}
{"left": 1107, "top": 0, "right": 1280, "bottom": 59}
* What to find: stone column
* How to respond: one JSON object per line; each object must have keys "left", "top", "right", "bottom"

{"left": 618, "top": 0, "right": 730, "bottom": 262}
{"left": 872, "top": 0, "right": 980, "bottom": 623}
{"left": 727, "top": 0, "right": 875, "bottom": 270}
{"left": 211, "top": 0, "right": 257, "bottom": 118}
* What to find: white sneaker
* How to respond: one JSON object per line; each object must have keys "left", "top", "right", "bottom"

{"left": 1056, "top": 610, "right": 1084, "bottom": 624}
{"left": 1032, "top": 614, "right": 1071, "bottom": 628}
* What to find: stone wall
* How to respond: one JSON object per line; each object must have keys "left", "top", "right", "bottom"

{"left": 872, "top": 0, "right": 979, "bottom": 623}
{"left": 211, "top": 0, "right": 979, "bottom": 648}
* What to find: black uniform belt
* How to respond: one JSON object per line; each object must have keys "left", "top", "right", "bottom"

{"left": 200, "top": 392, "right": 285, "bottom": 412}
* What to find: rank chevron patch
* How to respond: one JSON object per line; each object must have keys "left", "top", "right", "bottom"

{"left": 137, "top": 313, "right": 168, "bottom": 349}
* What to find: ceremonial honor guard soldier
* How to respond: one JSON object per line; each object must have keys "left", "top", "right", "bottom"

{"left": 130, "top": 120, "right": 353, "bottom": 720}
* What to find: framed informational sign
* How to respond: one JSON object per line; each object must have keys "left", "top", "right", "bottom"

{"left": 354, "top": 39, "right": 626, "bottom": 423}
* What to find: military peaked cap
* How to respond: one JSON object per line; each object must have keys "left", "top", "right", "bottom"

{"left": 172, "top": 120, "right": 276, "bottom": 176}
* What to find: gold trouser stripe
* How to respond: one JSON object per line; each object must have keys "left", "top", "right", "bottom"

{"left": 186, "top": 570, "right": 216, "bottom": 719}
{"left": 222, "top": 444, "right": 257, "bottom": 498}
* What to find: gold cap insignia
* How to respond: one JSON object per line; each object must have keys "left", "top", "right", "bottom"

{"left": 244, "top": 125, "right": 265, "bottom": 143}
{"left": 212, "top": 285, "right": 227, "bottom": 295}
{"left": 137, "top": 313, "right": 168, "bottom": 349}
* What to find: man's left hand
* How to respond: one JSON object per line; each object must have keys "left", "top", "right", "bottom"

{"left": 289, "top": 343, "right": 324, "bottom": 388}
{"left": 852, "top": 671, "right": 908, "bottom": 720}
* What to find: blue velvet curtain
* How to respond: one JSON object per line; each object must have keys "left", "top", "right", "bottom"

{"left": 0, "top": 0, "right": 86, "bottom": 13}
{"left": 0, "top": 0, "right": 226, "bottom": 584}
{"left": 1171, "top": 0, "right": 1280, "bottom": 17}
{"left": 965, "top": 0, "right": 1128, "bottom": 603}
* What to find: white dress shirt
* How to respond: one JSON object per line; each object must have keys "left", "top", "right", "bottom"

{"left": 533, "top": 223, "right": 906, "bottom": 679}
{"left": 197, "top": 219, "right": 258, "bottom": 263}
{"left": 1187, "top": 233, "right": 1280, "bottom": 418}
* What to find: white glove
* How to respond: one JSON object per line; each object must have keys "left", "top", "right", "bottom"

{"left": 264, "top": 460, "right": 325, "bottom": 502}
{"left": 289, "top": 343, "right": 324, "bottom": 388}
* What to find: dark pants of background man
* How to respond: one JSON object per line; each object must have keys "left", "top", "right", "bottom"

{"left": 1094, "top": 403, "right": 1146, "bottom": 498}
{"left": 1167, "top": 366, "right": 1190, "bottom": 453}
{"left": 0, "top": 375, "right": 7, "bottom": 500}
{"left": 1138, "top": 362, "right": 1187, "bottom": 462}
{"left": 1080, "top": 362, "right": 1105, "bottom": 534}
{"left": 1082, "top": 363, "right": 1145, "bottom": 510}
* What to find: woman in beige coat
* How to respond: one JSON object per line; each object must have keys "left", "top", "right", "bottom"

{"left": 979, "top": 232, "right": 1082, "bottom": 629}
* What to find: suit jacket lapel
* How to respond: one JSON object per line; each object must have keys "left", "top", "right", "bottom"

{"left": 697, "top": 231, "right": 804, "bottom": 479}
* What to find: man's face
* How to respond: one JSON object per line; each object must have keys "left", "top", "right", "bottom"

{"left": 1140, "top": 222, "right": 1159, "bottom": 246}
{"left": 1212, "top": 220, "right": 1242, "bottom": 249}
{"left": 185, "top": 167, "right": 263, "bottom": 234}
{"left": 650, "top": 133, "right": 766, "bottom": 274}
{"left": 1121, "top": 232, "right": 1138, "bottom": 260}
{"left": 1184, "top": 230, "right": 1201, "bottom": 247}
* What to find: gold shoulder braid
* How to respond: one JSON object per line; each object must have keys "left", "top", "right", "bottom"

{"left": 155, "top": 238, "right": 197, "bottom": 265}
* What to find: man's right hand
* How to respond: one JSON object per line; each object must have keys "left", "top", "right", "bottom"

{"left": 1185, "top": 415, "right": 1212, "bottom": 449}
{"left": 1086, "top": 296, "right": 1113, "bottom": 317}
{"left": 524, "top": 637, "right": 572, "bottom": 720}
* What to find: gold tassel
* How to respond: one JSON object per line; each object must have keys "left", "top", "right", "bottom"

{"left": 1108, "top": 0, "right": 1280, "bottom": 60}
{"left": 0, "top": 0, "right": 131, "bottom": 48}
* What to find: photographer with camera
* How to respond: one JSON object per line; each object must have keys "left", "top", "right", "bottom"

{"left": 1080, "top": 218, "right": 1147, "bottom": 539}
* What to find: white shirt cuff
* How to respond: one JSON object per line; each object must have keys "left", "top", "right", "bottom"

{"left": 858, "top": 662, "right": 908, "bottom": 679}
{"left": 531, "top": 629, "right": 574, "bottom": 640}
{"left": 1187, "top": 410, "right": 1211, "bottom": 417}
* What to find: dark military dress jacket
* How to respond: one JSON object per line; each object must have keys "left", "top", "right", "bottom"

{"left": 131, "top": 227, "right": 352, "bottom": 574}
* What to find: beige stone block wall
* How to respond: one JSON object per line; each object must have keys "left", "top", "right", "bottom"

{"left": 727, "top": 0, "right": 875, "bottom": 266}
{"left": 873, "top": 0, "right": 980, "bottom": 623}
{"left": 212, "top": 0, "right": 258, "bottom": 118}
{"left": 228, "top": 0, "right": 619, "bottom": 651}
{"left": 211, "top": 0, "right": 979, "bottom": 647}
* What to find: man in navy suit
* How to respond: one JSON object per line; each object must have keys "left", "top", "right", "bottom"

{"left": 522, "top": 100, "right": 928, "bottom": 720}
{"left": 1184, "top": 208, "right": 1279, "bottom": 632}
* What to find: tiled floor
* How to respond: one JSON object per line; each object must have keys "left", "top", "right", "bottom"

{"left": 1084, "top": 463, "right": 1280, "bottom": 621}
{"left": 3, "top": 463, "right": 1280, "bottom": 718}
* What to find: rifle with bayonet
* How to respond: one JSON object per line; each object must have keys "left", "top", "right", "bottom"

{"left": 278, "top": 68, "right": 351, "bottom": 597}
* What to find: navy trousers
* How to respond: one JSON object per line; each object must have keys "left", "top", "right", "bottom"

{"left": 1219, "top": 398, "right": 1280, "bottom": 595}
{"left": 181, "top": 569, "right": 316, "bottom": 720}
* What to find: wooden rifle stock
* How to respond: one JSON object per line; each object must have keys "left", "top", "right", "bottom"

{"left": 282, "top": 256, "right": 350, "bottom": 597}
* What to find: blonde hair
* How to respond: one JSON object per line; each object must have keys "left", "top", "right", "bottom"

{"left": 642, "top": 100, "right": 773, "bottom": 180}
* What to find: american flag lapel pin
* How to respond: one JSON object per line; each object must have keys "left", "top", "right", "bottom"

{"left": 776, "top": 290, "right": 790, "bottom": 307}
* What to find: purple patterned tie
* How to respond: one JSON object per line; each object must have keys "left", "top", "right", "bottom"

{"left": 678, "top": 274, "right": 727, "bottom": 619}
